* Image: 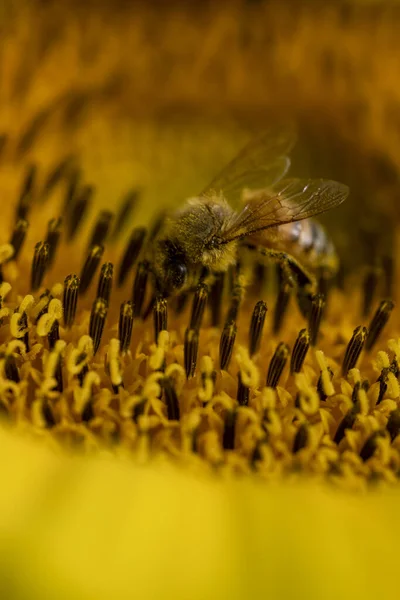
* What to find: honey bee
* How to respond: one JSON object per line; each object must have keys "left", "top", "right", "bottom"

{"left": 150, "top": 125, "right": 349, "bottom": 311}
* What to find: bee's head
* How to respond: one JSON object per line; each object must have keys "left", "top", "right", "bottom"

{"left": 155, "top": 239, "right": 189, "bottom": 295}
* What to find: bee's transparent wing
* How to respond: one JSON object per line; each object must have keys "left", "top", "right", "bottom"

{"left": 220, "top": 178, "right": 349, "bottom": 242}
{"left": 200, "top": 124, "right": 297, "bottom": 208}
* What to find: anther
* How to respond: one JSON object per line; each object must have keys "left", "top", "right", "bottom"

{"left": 48, "top": 319, "right": 59, "bottom": 350}
{"left": 42, "top": 155, "right": 75, "bottom": 197}
{"left": 365, "top": 300, "right": 394, "bottom": 352}
{"left": 79, "top": 245, "right": 104, "bottom": 296}
{"left": 290, "top": 329, "right": 310, "bottom": 374}
{"left": 63, "top": 166, "right": 81, "bottom": 214}
{"left": 16, "top": 163, "right": 36, "bottom": 221}
{"left": 132, "top": 261, "right": 149, "bottom": 318}
{"left": 119, "top": 301, "right": 134, "bottom": 353}
{"left": 342, "top": 326, "right": 367, "bottom": 376}
{"left": 111, "top": 189, "right": 139, "bottom": 241}
{"left": 66, "top": 184, "right": 93, "bottom": 241}
{"left": 333, "top": 401, "right": 360, "bottom": 444}
{"left": 97, "top": 262, "right": 113, "bottom": 305}
{"left": 154, "top": 296, "right": 168, "bottom": 343}
{"left": 190, "top": 283, "right": 208, "bottom": 331}
{"left": 89, "top": 298, "right": 108, "bottom": 355}
{"left": 209, "top": 272, "right": 225, "bottom": 327}
{"left": 237, "top": 371, "right": 250, "bottom": 406}
{"left": 376, "top": 368, "right": 389, "bottom": 405}
{"left": 386, "top": 408, "right": 400, "bottom": 441}
{"left": 249, "top": 300, "right": 268, "bottom": 357}
{"left": 31, "top": 241, "right": 50, "bottom": 291}
{"left": 42, "top": 402, "right": 56, "bottom": 428}
{"left": 293, "top": 422, "right": 308, "bottom": 453}
{"left": 316, "top": 366, "right": 334, "bottom": 402}
{"left": 273, "top": 275, "right": 291, "bottom": 335}
{"left": 117, "top": 227, "right": 146, "bottom": 288}
{"left": 359, "top": 430, "right": 386, "bottom": 462}
{"left": 223, "top": 410, "right": 237, "bottom": 450}
{"left": 266, "top": 342, "right": 289, "bottom": 388}
{"left": 308, "top": 293, "right": 325, "bottom": 346}
{"left": 148, "top": 212, "right": 165, "bottom": 240}
{"left": 63, "top": 275, "right": 79, "bottom": 328}
{"left": 88, "top": 210, "right": 114, "bottom": 249}
{"left": 362, "top": 266, "right": 381, "bottom": 318}
{"left": 184, "top": 328, "right": 199, "bottom": 379}
{"left": 219, "top": 320, "right": 237, "bottom": 371}
{"left": 45, "top": 217, "right": 63, "bottom": 267}
{"left": 9, "top": 219, "right": 29, "bottom": 261}
{"left": 162, "top": 377, "right": 180, "bottom": 421}
{"left": 4, "top": 354, "right": 20, "bottom": 383}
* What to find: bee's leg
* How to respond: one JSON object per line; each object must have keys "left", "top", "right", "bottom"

{"left": 243, "top": 244, "right": 317, "bottom": 317}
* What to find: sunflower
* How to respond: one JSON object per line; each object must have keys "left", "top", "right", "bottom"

{"left": 1, "top": 0, "right": 400, "bottom": 598}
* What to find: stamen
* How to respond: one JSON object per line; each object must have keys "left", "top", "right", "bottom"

{"left": 237, "top": 371, "right": 250, "bottom": 406}
{"left": 223, "top": 410, "right": 237, "bottom": 450}
{"left": 132, "top": 261, "right": 149, "bottom": 318}
{"left": 111, "top": 189, "right": 139, "bottom": 241}
{"left": 316, "top": 366, "right": 334, "bottom": 401}
{"left": 119, "top": 301, "right": 134, "bottom": 353}
{"left": 117, "top": 227, "right": 146, "bottom": 288}
{"left": 107, "top": 339, "right": 123, "bottom": 393}
{"left": 360, "top": 430, "right": 386, "bottom": 462}
{"left": 48, "top": 319, "right": 59, "bottom": 350}
{"left": 9, "top": 219, "right": 29, "bottom": 261}
{"left": 362, "top": 266, "right": 381, "bottom": 318}
{"left": 387, "top": 408, "right": 400, "bottom": 441}
{"left": 45, "top": 217, "right": 63, "bottom": 267}
{"left": 88, "top": 210, "right": 114, "bottom": 249}
{"left": 290, "top": 329, "right": 310, "bottom": 374}
{"left": 266, "top": 342, "right": 289, "bottom": 388}
{"left": 4, "top": 354, "right": 20, "bottom": 383}
{"left": 79, "top": 245, "right": 104, "bottom": 296}
{"left": 66, "top": 184, "right": 93, "bottom": 241}
{"left": 31, "top": 241, "right": 50, "bottom": 291}
{"left": 273, "top": 276, "right": 291, "bottom": 335}
{"left": 97, "top": 262, "right": 114, "bottom": 305}
{"left": 42, "top": 155, "right": 75, "bottom": 197}
{"left": 63, "top": 275, "right": 80, "bottom": 328}
{"left": 308, "top": 293, "right": 325, "bottom": 346}
{"left": 365, "top": 300, "right": 395, "bottom": 352}
{"left": 293, "top": 422, "right": 308, "bottom": 453}
{"left": 342, "top": 326, "right": 367, "bottom": 376}
{"left": 376, "top": 367, "right": 389, "bottom": 405}
{"left": 16, "top": 163, "right": 36, "bottom": 221}
{"left": 249, "top": 300, "right": 268, "bottom": 357}
{"left": 163, "top": 377, "right": 180, "bottom": 421}
{"left": 42, "top": 402, "right": 56, "bottom": 428}
{"left": 154, "top": 296, "right": 168, "bottom": 343}
{"left": 63, "top": 166, "right": 81, "bottom": 214}
{"left": 89, "top": 298, "right": 108, "bottom": 355}
{"left": 189, "top": 283, "right": 208, "bottom": 331}
{"left": 219, "top": 320, "right": 237, "bottom": 371}
{"left": 333, "top": 401, "right": 360, "bottom": 444}
{"left": 184, "top": 328, "right": 199, "bottom": 379}
{"left": 209, "top": 272, "right": 225, "bottom": 327}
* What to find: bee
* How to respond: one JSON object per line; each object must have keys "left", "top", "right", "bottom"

{"left": 149, "top": 125, "right": 349, "bottom": 312}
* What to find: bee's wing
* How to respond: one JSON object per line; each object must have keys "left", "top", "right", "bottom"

{"left": 200, "top": 124, "right": 297, "bottom": 208}
{"left": 220, "top": 178, "right": 349, "bottom": 243}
